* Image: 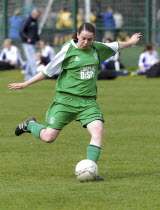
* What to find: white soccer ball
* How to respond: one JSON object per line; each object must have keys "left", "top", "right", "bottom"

{"left": 75, "top": 159, "right": 98, "bottom": 182}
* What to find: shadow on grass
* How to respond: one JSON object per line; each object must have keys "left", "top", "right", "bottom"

{"left": 105, "top": 169, "right": 160, "bottom": 181}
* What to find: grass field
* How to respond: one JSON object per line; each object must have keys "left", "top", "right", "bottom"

{"left": 0, "top": 70, "right": 160, "bottom": 209}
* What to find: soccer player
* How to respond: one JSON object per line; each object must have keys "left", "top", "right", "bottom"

{"left": 8, "top": 23, "right": 141, "bottom": 181}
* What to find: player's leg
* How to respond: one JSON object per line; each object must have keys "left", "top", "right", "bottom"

{"left": 15, "top": 101, "right": 76, "bottom": 142}
{"left": 86, "top": 120, "right": 104, "bottom": 181}
{"left": 87, "top": 120, "right": 103, "bottom": 147}
{"left": 77, "top": 103, "right": 105, "bottom": 181}
{"left": 28, "top": 121, "right": 61, "bottom": 143}
{"left": 86, "top": 120, "right": 103, "bottom": 163}
{"left": 77, "top": 102, "right": 104, "bottom": 163}
{"left": 15, "top": 117, "right": 61, "bottom": 143}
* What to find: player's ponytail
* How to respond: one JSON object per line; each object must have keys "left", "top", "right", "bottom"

{"left": 72, "top": 32, "right": 78, "bottom": 43}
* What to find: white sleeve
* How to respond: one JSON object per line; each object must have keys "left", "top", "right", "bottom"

{"left": 138, "top": 53, "right": 145, "bottom": 67}
{"left": 42, "top": 43, "right": 70, "bottom": 77}
{"left": 104, "top": 42, "right": 119, "bottom": 53}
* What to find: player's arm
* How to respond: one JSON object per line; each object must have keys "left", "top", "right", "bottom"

{"left": 8, "top": 43, "right": 71, "bottom": 90}
{"left": 8, "top": 72, "right": 46, "bottom": 89}
{"left": 119, "top": 33, "right": 142, "bottom": 50}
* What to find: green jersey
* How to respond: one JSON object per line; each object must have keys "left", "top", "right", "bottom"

{"left": 42, "top": 40, "right": 119, "bottom": 97}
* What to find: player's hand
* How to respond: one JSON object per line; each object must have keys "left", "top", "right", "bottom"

{"left": 119, "top": 33, "right": 142, "bottom": 49}
{"left": 8, "top": 83, "right": 26, "bottom": 89}
{"left": 130, "top": 33, "right": 142, "bottom": 45}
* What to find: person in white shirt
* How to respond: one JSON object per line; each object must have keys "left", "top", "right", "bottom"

{"left": 0, "top": 39, "right": 23, "bottom": 70}
{"left": 137, "top": 43, "right": 159, "bottom": 75}
{"left": 114, "top": 9, "right": 123, "bottom": 29}
{"left": 113, "top": 9, "right": 124, "bottom": 40}
{"left": 100, "top": 38, "right": 126, "bottom": 73}
{"left": 39, "top": 40, "right": 55, "bottom": 64}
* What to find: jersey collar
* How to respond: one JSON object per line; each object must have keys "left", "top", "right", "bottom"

{"left": 71, "top": 39, "right": 78, "bottom": 48}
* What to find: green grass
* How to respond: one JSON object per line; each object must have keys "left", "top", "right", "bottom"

{"left": 0, "top": 70, "right": 160, "bottom": 210}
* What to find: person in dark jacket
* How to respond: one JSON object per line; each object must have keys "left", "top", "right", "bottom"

{"left": 20, "top": 8, "right": 41, "bottom": 80}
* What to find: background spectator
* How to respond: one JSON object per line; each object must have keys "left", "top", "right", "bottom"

{"left": 77, "top": 8, "right": 85, "bottom": 28}
{"left": 39, "top": 40, "right": 55, "bottom": 64}
{"left": 100, "top": 38, "right": 128, "bottom": 76}
{"left": 54, "top": 8, "right": 72, "bottom": 46}
{"left": 0, "top": 38, "right": 23, "bottom": 70}
{"left": 76, "top": 8, "right": 96, "bottom": 28}
{"left": 116, "top": 31, "right": 130, "bottom": 42}
{"left": 8, "top": 8, "right": 24, "bottom": 46}
{"left": 137, "top": 43, "right": 159, "bottom": 75}
{"left": 20, "top": 8, "right": 41, "bottom": 81}
{"left": 103, "top": 7, "right": 115, "bottom": 40}
{"left": 113, "top": 9, "right": 124, "bottom": 39}
{"left": 35, "top": 52, "right": 48, "bottom": 72}
{"left": 90, "top": 9, "right": 96, "bottom": 26}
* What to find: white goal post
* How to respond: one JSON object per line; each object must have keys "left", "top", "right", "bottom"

{"left": 85, "top": 0, "right": 91, "bottom": 23}
{"left": 38, "top": 0, "right": 55, "bottom": 35}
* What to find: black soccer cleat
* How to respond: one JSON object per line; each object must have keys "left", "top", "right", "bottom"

{"left": 15, "top": 117, "right": 36, "bottom": 136}
{"left": 95, "top": 176, "right": 104, "bottom": 181}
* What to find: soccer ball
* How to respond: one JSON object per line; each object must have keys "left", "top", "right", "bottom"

{"left": 75, "top": 159, "right": 98, "bottom": 182}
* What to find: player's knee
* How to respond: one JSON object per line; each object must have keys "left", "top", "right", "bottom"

{"left": 41, "top": 133, "right": 57, "bottom": 143}
{"left": 87, "top": 120, "right": 103, "bottom": 139}
{"left": 40, "top": 128, "right": 59, "bottom": 143}
{"left": 93, "top": 123, "right": 103, "bottom": 139}
{"left": 43, "top": 136, "right": 57, "bottom": 143}
{"left": 96, "top": 127, "right": 103, "bottom": 138}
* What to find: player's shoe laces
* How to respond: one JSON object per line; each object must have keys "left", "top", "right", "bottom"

{"left": 15, "top": 117, "right": 36, "bottom": 136}
{"left": 95, "top": 176, "right": 104, "bottom": 181}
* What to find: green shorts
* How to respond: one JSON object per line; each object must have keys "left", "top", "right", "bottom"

{"left": 45, "top": 92, "right": 104, "bottom": 130}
